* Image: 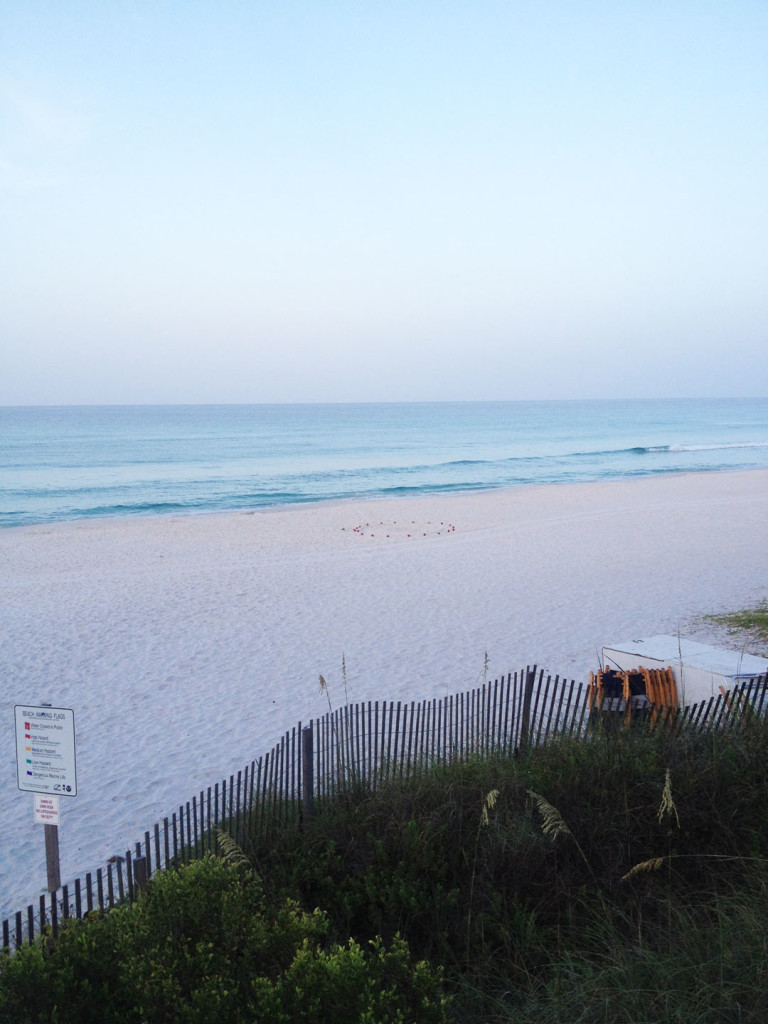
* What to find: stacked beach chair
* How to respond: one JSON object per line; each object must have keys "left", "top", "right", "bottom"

{"left": 588, "top": 665, "right": 678, "bottom": 724}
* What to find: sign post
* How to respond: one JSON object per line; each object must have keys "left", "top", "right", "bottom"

{"left": 15, "top": 705, "right": 77, "bottom": 893}
{"left": 34, "top": 795, "right": 62, "bottom": 891}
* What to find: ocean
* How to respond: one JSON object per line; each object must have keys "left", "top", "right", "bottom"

{"left": 2, "top": 398, "right": 768, "bottom": 528}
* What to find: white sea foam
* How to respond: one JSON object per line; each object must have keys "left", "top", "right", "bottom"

{"left": 664, "top": 441, "right": 768, "bottom": 452}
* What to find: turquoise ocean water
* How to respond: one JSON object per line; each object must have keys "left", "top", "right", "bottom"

{"left": 2, "top": 398, "right": 768, "bottom": 528}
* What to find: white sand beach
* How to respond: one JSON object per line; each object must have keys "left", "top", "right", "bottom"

{"left": 2, "top": 469, "right": 768, "bottom": 919}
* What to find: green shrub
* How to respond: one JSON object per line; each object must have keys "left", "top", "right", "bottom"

{"left": 0, "top": 857, "right": 448, "bottom": 1024}
{"left": 252, "top": 934, "right": 448, "bottom": 1024}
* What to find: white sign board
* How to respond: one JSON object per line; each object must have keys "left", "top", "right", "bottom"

{"left": 15, "top": 705, "right": 77, "bottom": 796}
{"left": 34, "top": 793, "right": 61, "bottom": 825}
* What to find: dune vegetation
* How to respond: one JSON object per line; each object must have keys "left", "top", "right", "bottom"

{"left": 707, "top": 603, "right": 768, "bottom": 649}
{"left": 4, "top": 705, "right": 768, "bottom": 1022}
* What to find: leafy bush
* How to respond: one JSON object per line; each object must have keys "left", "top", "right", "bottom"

{"left": 0, "top": 857, "right": 448, "bottom": 1024}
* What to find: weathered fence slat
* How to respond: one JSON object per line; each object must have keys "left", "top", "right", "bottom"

{"left": 714, "top": 693, "right": 730, "bottom": 732}
{"left": 563, "top": 677, "right": 577, "bottom": 736}
{"left": 154, "top": 823, "right": 161, "bottom": 873}
{"left": 259, "top": 750, "right": 270, "bottom": 832}
{"left": 384, "top": 701, "right": 393, "bottom": 780}
{"left": 291, "top": 728, "right": 297, "bottom": 810}
{"left": 191, "top": 796, "right": 198, "bottom": 857}
{"left": 393, "top": 702, "right": 403, "bottom": 778}
{"left": 178, "top": 807, "right": 185, "bottom": 864}
{"left": 430, "top": 698, "right": 437, "bottom": 763}
{"left": 203, "top": 789, "right": 210, "bottom": 854}
{"left": 265, "top": 754, "right": 276, "bottom": 828}
{"left": 755, "top": 679, "right": 768, "bottom": 717}
{"left": 133, "top": 856, "right": 148, "bottom": 892}
{"left": 302, "top": 725, "right": 314, "bottom": 821}
{"left": 125, "top": 851, "right": 134, "bottom": 903}
{"left": 353, "top": 704, "right": 362, "bottom": 781}
{"left": 116, "top": 859, "right": 125, "bottom": 903}
{"left": 246, "top": 765, "right": 255, "bottom": 838}
{"left": 344, "top": 707, "right": 354, "bottom": 785}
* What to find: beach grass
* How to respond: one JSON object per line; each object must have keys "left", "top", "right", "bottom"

{"left": 239, "top": 716, "right": 768, "bottom": 1022}
{"left": 707, "top": 604, "right": 768, "bottom": 648}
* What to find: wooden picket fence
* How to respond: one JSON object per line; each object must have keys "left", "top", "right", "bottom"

{"left": 3, "top": 666, "right": 768, "bottom": 952}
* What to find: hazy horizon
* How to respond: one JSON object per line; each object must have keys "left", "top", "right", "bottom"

{"left": 6, "top": 391, "right": 768, "bottom": 407}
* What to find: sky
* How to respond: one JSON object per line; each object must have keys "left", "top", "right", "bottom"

{"left": 1, "top": 1, "right": 766, "bottom": 405}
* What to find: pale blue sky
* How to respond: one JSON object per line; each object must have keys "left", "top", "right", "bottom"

{"left": 1, "top": 1, "right": 766, "bottom": 404}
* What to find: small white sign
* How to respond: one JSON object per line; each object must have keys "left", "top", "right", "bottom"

{"left": 34, "top": 793, "right": 60, "bottom": 825}
{"left": 15, "top": 705, "right": 77, "bottom": 797}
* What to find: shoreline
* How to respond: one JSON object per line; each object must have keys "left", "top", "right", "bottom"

{"left": 2, "top": 467, "right": 767, "bottom": 917}
{"left": 6, "top": 463, "right": 768, "bottom": 534}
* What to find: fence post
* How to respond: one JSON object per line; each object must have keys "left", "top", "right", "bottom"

{"left": 133, "top": 857, "right": 149, "bottom": 892}
{"left": 302, "top": 724, "right": 314, "bottom": 822}
{"left": 519, "top": 667, "right": 536, "bottom": 755}
{"left": 44, "top": 823, "right": 61, "bottom": 893}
